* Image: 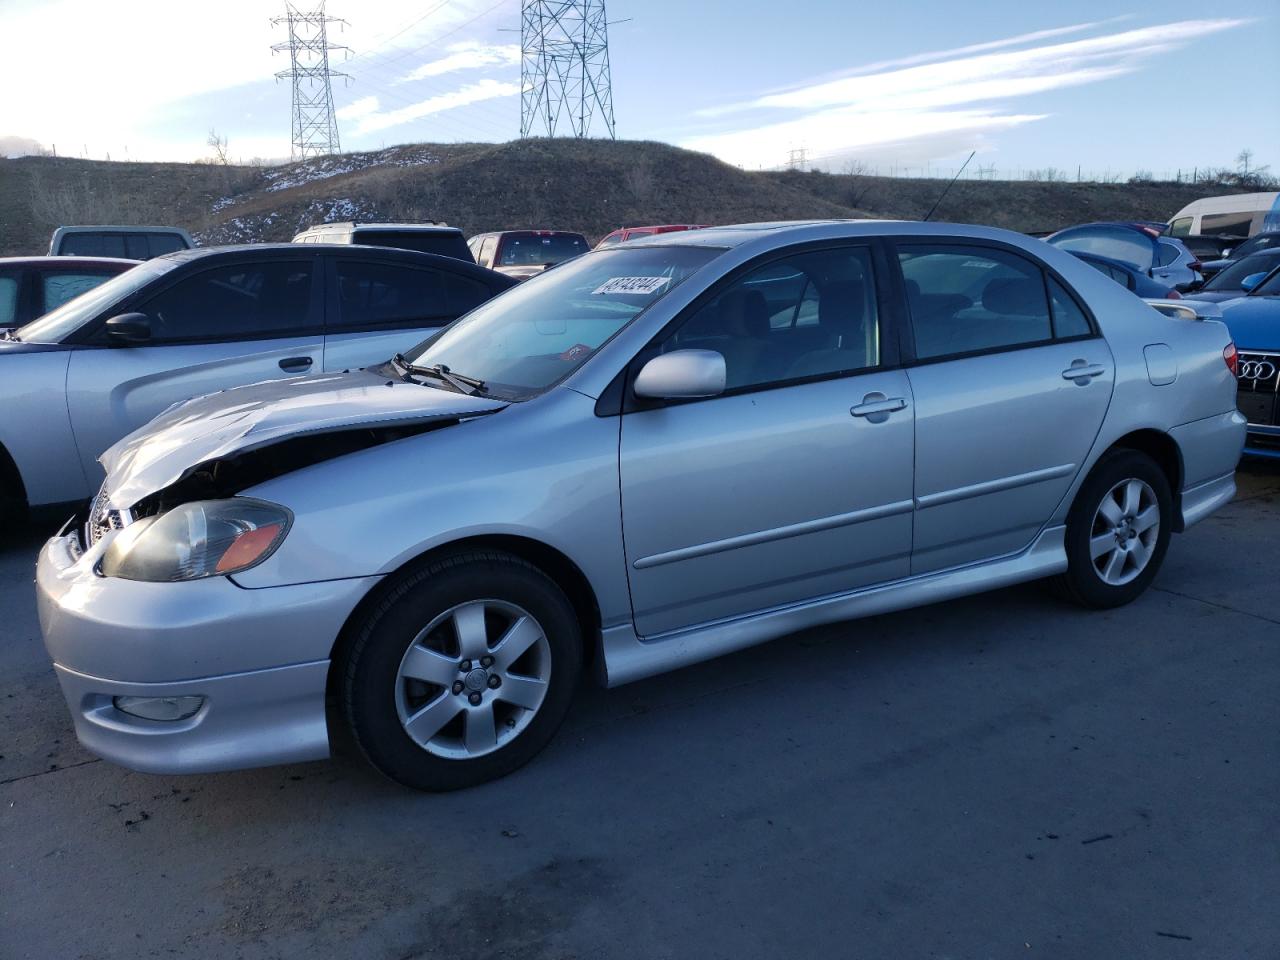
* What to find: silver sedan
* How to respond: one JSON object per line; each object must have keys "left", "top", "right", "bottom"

{"left": 36, "top": 221, "right": 1246, "bottom": 790}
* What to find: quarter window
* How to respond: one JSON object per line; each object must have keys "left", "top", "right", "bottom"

{"left": 658, "top": 246, "right": 880, "bottom": 391}
{"left": 136, "top": 261, "right": 314, "bottom": 342}
{"left": 1048, "top": 277, "right": 1092, "bottom": 338}
{"left": 899, "top": 246, "right": 1053, "bottom": 359}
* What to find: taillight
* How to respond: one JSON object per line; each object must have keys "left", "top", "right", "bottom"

{"left": 1189, "top": 260, "right": 1203, "bottom": 272}
{"left": 1224, "top": 343, "right": 1238, "bottom": 376}
{"left": 1166, "top": 288, "right": 1182, "bottom": 299}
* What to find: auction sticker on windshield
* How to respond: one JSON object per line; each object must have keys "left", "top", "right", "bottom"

{"left": 593, "top": 276, "right": 672, "bottom": 296}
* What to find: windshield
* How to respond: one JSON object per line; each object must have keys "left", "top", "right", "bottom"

{"left": 15, "top": 259, "right": 173, "bottom": 343}
{"left": 1204, "top": 252, "right": 1280, "bottom": 291}
{"left": 405, "top": 245, "right": 722, "bottom": 399}
{"left": 498, "top": 234, "right": 588, "bottom": 267}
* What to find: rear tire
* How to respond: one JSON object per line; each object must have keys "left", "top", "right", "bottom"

{"left": 341, "top": 550, "right": 582, "bottom": 791}
{"left": 1057, "top": 449, "right": 1172, "bottom": 609}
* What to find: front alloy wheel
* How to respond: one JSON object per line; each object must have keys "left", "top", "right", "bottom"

{"left": 342, "top": 550, "right": 582, "bottom": 791}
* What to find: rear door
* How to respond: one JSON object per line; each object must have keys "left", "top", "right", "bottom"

{"left": 323, "top": 255, "right": 493, "bottom": 370}
{"left": 896, "top": 241, "right": 1114, "bottom": 573}
{"left": 65, "top": 256, "right": 324, "bottom": 482}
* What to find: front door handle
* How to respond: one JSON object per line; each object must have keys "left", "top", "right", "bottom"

{"left": 851, "top": 393, "right": 908, "bottom": 421}
{"left": 1061, "top": 361, "right": 1106, "bottom": 383}
{"left": 279, "top": 356, "right": 314, "bottom": 372}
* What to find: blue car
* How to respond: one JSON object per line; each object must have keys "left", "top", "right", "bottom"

{"left": 1068, "top": 251, "right": 1181, "bottom": 298}
{"left": 1186, "top": 250, "right": 1280, "bottom": 303}
{"left": 1219, "top": 266, "right": 1280, "bottom": 458}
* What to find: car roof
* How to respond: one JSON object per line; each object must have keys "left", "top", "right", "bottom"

{"left": 51, "top": 225, "right": 190, "bottom": 235}
{"left": 297, "top": 221, "right": 458, "bottom": 233}
{"left": 0, "top": 256, "right": 140, "bottom": 267}
{"left": 150, "top": 242, "right": 516, "bottom": 283}
{"left": 621, "top": 219, "right": 897, "bottom": 248}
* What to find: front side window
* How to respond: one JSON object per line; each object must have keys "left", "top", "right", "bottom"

{"left": 1168, "top": 217, "right": 1193, "bottom": 236}
{"left": 407, "top": 245, "right": 721, "bottom": 400}
{"left": 656, "top": 246, "right": 880, "bottom": 390}
{"left": 899, "top": 245, "right": 1053, "bottom": 359}
{"left": 135, "top": 261, "right": 313, "bottom": 343}
{"left": 477, "top": 236, "right": 498, "bottom": 268}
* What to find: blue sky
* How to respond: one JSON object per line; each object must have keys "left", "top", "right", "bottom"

{"left": 2, "top": 0, "right": 1276, "bottom": 177}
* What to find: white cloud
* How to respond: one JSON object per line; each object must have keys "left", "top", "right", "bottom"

{"left": 336, "top": 96, "right": 381, "bottom": 120}
{"left": 396, "top": 41, "right": 521, "bottom": 83}
{"left": 684, "top": 18, "right": 1250, "bottom": 170}
{"left": 351, "top": 79, "right": 520, "bottom": 135}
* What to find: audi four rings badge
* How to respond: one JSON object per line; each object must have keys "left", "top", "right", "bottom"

{"left": 1239, "top": 360, "right": 1278, "bottom": 380}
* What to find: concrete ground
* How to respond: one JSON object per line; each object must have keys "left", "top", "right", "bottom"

{"left": 2, "top": 465, "right": 1277, "bottom": 960}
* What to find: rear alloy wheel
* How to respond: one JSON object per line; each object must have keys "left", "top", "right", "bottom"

{"left": 342, "top": 551, "right": 582, "bottom": 790}
{"left": 1058, "top": 450, "right": 1172, "bottom": 609}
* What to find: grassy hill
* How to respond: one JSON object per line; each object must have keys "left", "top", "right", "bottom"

{"left": 0, "top": 138, "right": 1240, "bottom": 257}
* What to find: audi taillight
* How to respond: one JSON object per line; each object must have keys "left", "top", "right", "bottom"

{"left": 1224, "top": 343, "right": 1238, "bottom": 376}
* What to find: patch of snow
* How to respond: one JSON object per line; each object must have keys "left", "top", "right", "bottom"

{"left": 261, "top": 146, "right": 438, "bottom": 193}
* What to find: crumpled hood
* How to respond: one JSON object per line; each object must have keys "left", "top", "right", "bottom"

{"left": 1219, "top": 297, "right": 1280, "bottom": 352}
{"left": 100, "top": 368, "right": 508, "bottom": 507}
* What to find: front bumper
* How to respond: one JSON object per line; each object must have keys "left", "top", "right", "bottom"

{"left": 36, "top": 533, "right": 381, "bottom": 775}
{"left": 1244, "top": 423, "right": 1280, "bottom": 459}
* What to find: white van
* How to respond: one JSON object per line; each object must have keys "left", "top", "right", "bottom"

{"left": 1168, "top": 192, "right": 1280, "bottom": 239}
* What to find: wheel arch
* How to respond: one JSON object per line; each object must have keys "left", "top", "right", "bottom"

{"left": 326, "top": 533, "right": 604, "bottom": 699}
{"left": 1091, "top": 428, "right": 1185, "bottom": 530}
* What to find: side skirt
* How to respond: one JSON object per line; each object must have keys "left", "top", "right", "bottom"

{"left": 598, "top": 525, "right": 1067, "bottom": 688}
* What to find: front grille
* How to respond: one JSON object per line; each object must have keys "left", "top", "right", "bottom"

{"left": 1237, "top": 351, "right": 1280, "bottom": 427}
{"left": 85, "top": 486, "right": 131, "bottom": 547}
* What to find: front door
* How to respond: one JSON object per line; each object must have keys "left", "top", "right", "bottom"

{"left": 896, "top": 242, "right": 1115, "bottom": 573}
{"left": 65, "top": 258, "right": 324, "bottom": 489}
{"left": 620, "top": 243, "right": 916, "bottom": 637}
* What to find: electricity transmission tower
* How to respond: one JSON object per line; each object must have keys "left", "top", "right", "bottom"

{"left": 520, "top": 0, "right": 616, "bottom": 139}
{"left": 271, "top": 2, "right": 349, "bottom": 160}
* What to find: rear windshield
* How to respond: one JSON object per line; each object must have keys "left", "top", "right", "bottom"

{"left": 58, "top": 231, "right": 188, "bottom": 259}
{"left": 498, "top": 233, "right": 588, "bottom": 267}
{"left": 353, "top": 230, "right": 473, "bottom": 262}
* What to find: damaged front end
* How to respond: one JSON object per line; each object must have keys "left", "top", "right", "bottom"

{"left": 81, "top": 369, "right": 509, "bottom": 551}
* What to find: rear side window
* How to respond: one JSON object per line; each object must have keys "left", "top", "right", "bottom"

{"left": 0, "top": 271, "right": 19, "bottom": 325}
{"left": 136, "top": 261, "right": 314, "bottom": 342}
{"left": 899, "top": 245, "right": 1053, "bottom": 360}
{"left": 146, "top": 233, "right": 187, "bottom": 256}
{"left": 334, "top": 260, "right": 486, "bottom": 328}
{"left": 42, "top": 271, "right": 119, "bottom": 313}
{"left": 1156, "top": 242, "right": 1180, "bottom": 267}
{"left": 60, "top": 233, "right": 127, "bottom": 258}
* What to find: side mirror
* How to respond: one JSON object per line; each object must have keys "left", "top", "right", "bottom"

{"left": 104, "top": 312, "right": 151, "bottom": 345}
{"left": 1241, "top": 272, "right": 1267, "bottom": 293}
{"left": 634, "top": 349, "right": 726, "bottom": 400}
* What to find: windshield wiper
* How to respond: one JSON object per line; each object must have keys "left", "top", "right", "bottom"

{"left": 392, "top": 353, "right": 485, "bottom": 395}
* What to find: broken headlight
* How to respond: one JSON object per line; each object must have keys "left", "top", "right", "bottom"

{"left": 99, "top": 499, "right": 292, "bottom": 582}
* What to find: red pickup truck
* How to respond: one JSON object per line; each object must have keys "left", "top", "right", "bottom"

{"left": 594, "top": 224, "right": 708, "bottom": 249}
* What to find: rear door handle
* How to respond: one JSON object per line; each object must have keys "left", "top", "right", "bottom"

{"left": 851, "top": 394, "right": 908, "bottom": 419}
{"left": 279, "top": 356, "right": 313, "bottom": 372}
{"left": 1061, "top": 362, "right": 1106, "bottom": 383}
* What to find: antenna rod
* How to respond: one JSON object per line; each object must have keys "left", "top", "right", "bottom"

{"left": 923, "top": 150, "right": 976, "bottom": 222}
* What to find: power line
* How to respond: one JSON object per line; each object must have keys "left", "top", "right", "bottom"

{"left": 271, "top": 2, "right": 350, "bottom": 159}
{"left": 520, "top": 0, "right": 616, "bottom": 139}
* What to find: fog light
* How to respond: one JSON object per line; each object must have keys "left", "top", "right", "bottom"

{"left": 112, "top": 695, "right": 205, "bottom": 721}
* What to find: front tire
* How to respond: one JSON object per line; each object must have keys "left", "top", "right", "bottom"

{"left": 341, "top": 550, "right": 582, "bottom": 791}
{"left": 1057, "top": 449, "right": 1172, "bottom": 609}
